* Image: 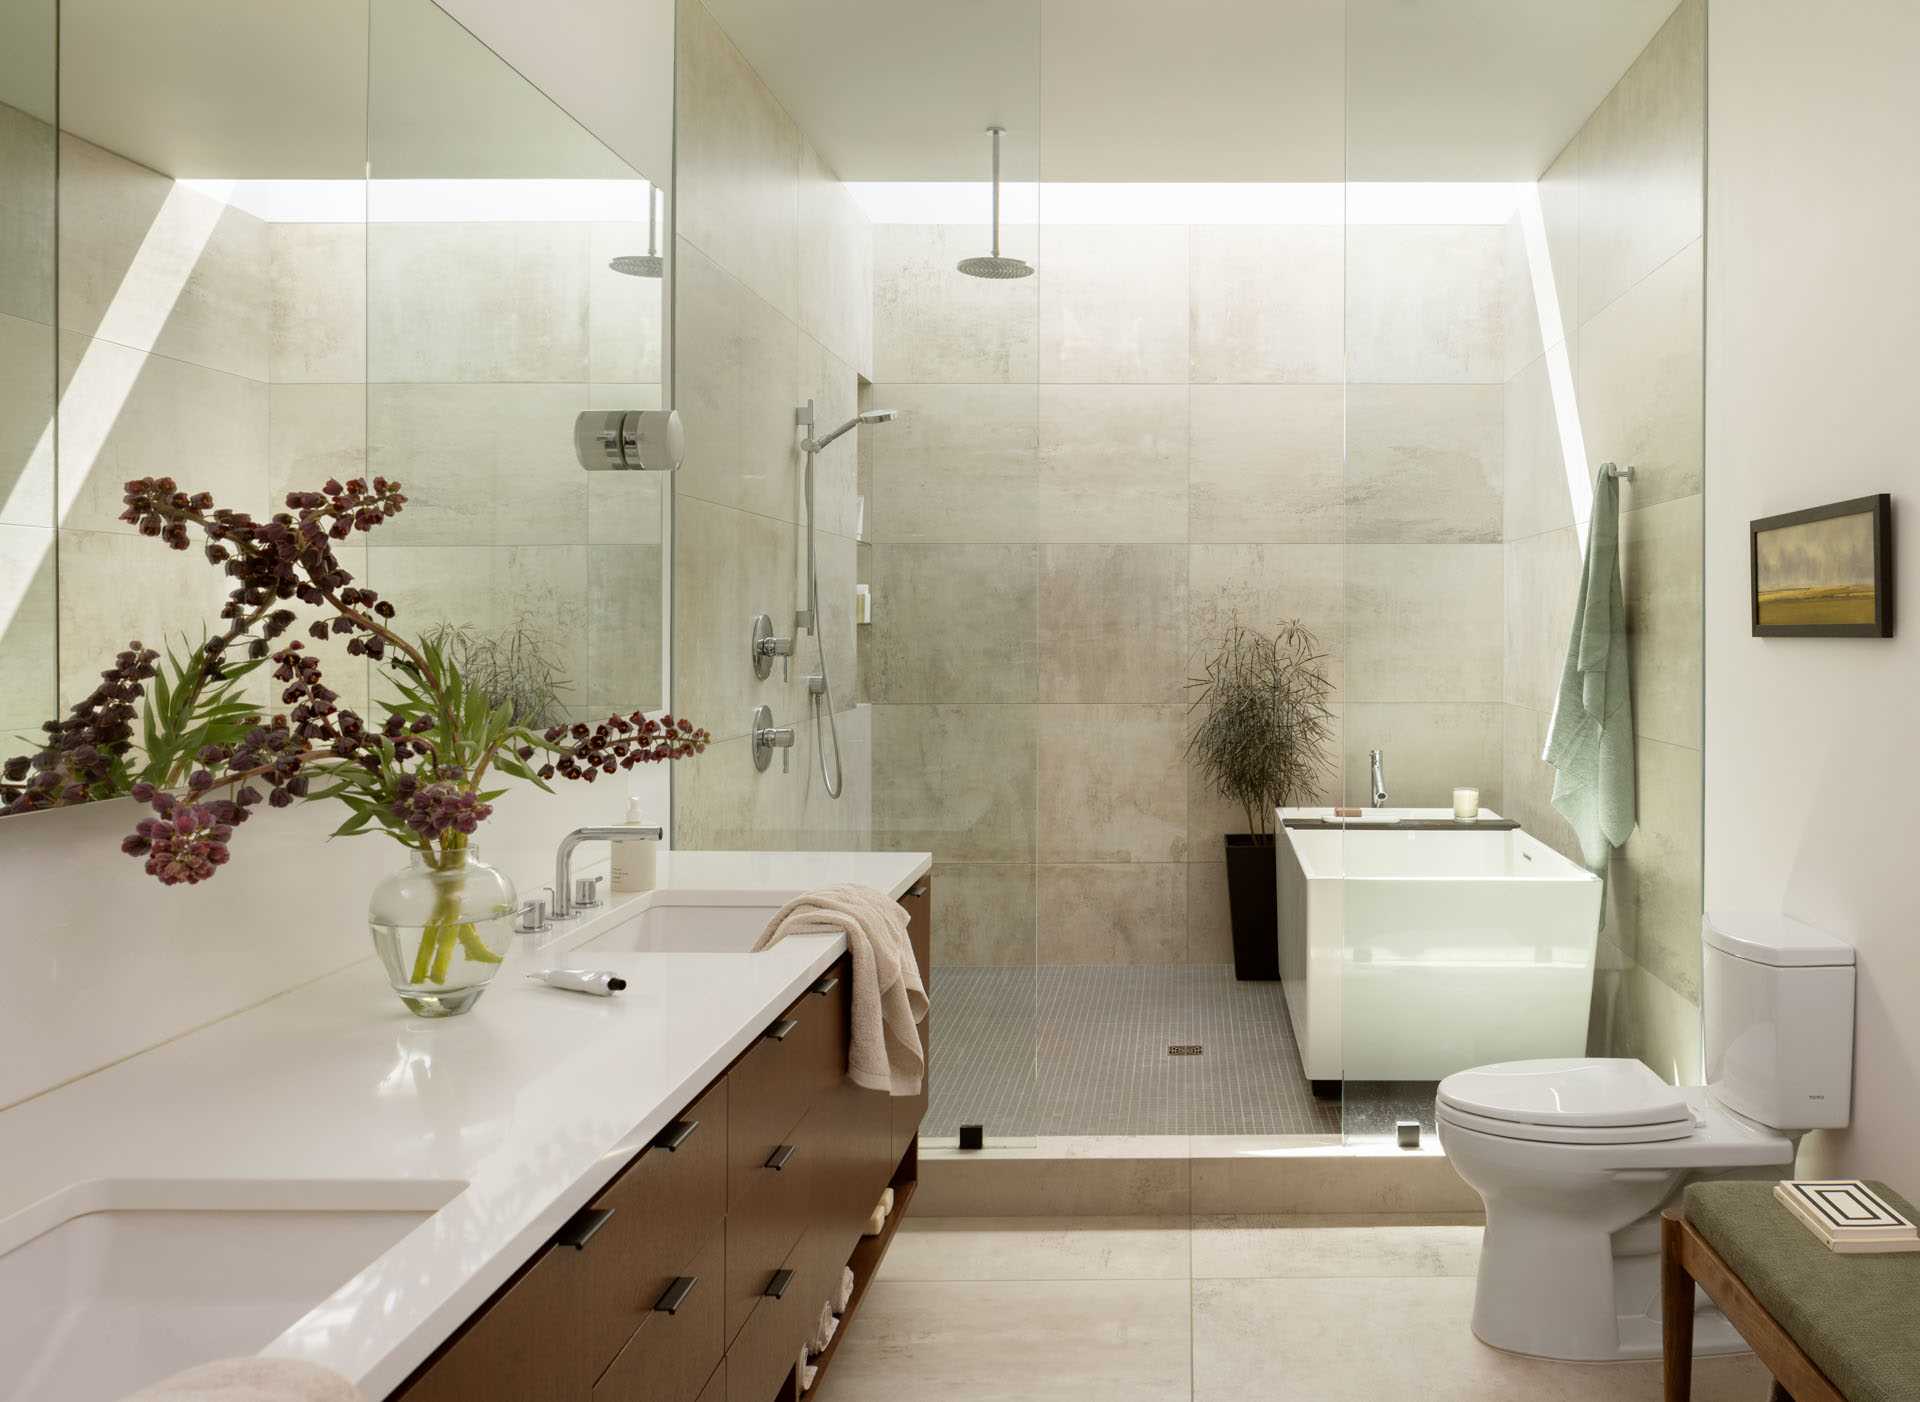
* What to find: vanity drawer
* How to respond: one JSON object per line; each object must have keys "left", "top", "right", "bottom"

{"left": 728, "top": 973, "right": 845, "bottom": 1204}
{"left": 722, "top": 1105, "right": 820, "bottom": 1343}
{"left": 696, "top": 1359, "right": 725, "bottom": 1402}
{"left": 809, "top": 1078, "right": 892, "bottom": 1273}
{"left": 397, "top": 1241, "right": 589, "bottom": 1401}
{"left": 725, "top": 1238, "right": 824, "bottom": 1402}
{"left": 576, "top": 1079, "right": 728, "bottom": 1365}
{"left": 591, "top": 1232, "right": 724, "bottom": 1402}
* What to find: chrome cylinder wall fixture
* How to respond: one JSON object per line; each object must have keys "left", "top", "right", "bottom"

{"left": 574, "top": 407, "right": 685, "bottom": 472}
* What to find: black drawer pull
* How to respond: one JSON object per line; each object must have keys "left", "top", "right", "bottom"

{"left": 765, "top": 1018, "right": 799, "bottom": 1042}
{"left": 908, "top": 881, "right": 929, "bottom": 898}
{"left": 555, "top": 1206, "right": 615, "bottom": 1250}
{"left": 765, "top": 1143, "right": 797, "bottom": 1171}
{"left": 811, "top": 974, "right": 840, "bottom": 996}
{"left": 764, "top": 1268, "right": 795, "bottom": 1300}
{"left": 653, "top": 1275, "right": 699, "bottom": 1315}
{"left": 652, "top": 1118, "right": 699, "bottom": 1152}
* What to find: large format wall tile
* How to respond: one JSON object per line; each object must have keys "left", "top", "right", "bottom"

{"left": 269, "top": 223, "right": 366, "bottom": 384}
{"left": 367, "top": 222, "right": 589, "bottom": 383}
{"left": 868, "top": 543, "right": 1038, "bottom": 703}
{"left": 1536, "top": 138, "right": 1581, "bottom": 350}
{"left": 367, "top": 382, "right": 587, "bottom": 547}
{"left": 1576, "top": 0, "right": 1705, "bottom": 324}
{"left": 56, "top": 333, "right": 268, "bottom": 534}
{"left": 872, "top": 703, "right": 1037, "bottom": 862}
{"left": 1188, "top": 224, "right": 1343, "bottom": 384}
{"left": 1345, "top": 384, "right": 1503, "bottom": 543}
{"left": 1036, "top": 384, "right": 1186, "bottom": 542}
{"left": 1185, "top": 862, "right": 1234, "bottom": 964}
{"left": 1501, "top": 211, "right": 1544, "bottom": 379}
{"left": 0, "top": 101, "right": 54, "bottom": 326}
{"left": 586, "top": 382, "right": 665, "bottom": 547}
{"left": 800, "top": 334, "right": 863, "bottom": 538}
{"left": 865, "top": 382, "right": 1038, "bottom": 543}
{"left": 1186, "top": 543, "right": 1346, "bottom": 698}
{"left": 670, "top": 734, "right": 803, "bottom": 851}
{"left": 798, "top": 140, "right": 872, "bottom": 379}
{"left": 0, "top": 523, "right": 56, "bottom": 737}
{"left": 1037, "top": 225, "right": 1189, "bottom": 384}
{"left": 268, "top": 382, "right": 367, "bottom": 502}
{"left": 1503, "top": 351, "right": 1578, "bottom": 542}
{"left": 1345, "top": 544, "right": 1502, "bottom": 704}
{"left": 1345, "top": 224, "right": 1505, "bottom": 385}
{"left": 672, "top": 238, "right": 799, "bottom": 523}
{"left": 587, "top": 543, "right": 664, "bottom": 714}
{"left": 1620, "top": 494, "right": 1703, "bottom": 750}
{"left": 1188, "top": 385, "right": 1344, "bottom": 544}
{"left": 1502, "top": 526, "right": 1580, "bottom": 714}
{"left": 56, "top": 528, "right": 243, "bottom": 709}
{"left": 672, "top": 496, "right": 796, "bottom": 743}
{"left": 1037, "top": 863, "right": 1187, "bottom": 964}
{"left": 1342, "top": 703, "right": 1503, "bottom": 810}
{"left": 1575, "top": 239, "right": 1702, "bottom": 510}
{"left": 1038, "top": 544, "right": 1186, "bottom": 703}
{"left": 930, "top": 861, "right": 1037, "bottom": 967}
{"left": 587, "top": 220, "right": 665, "bottom": 387}
{"left": 674, "top": 0, "right": 798, "bottom": 320}
{"left": 1037, "top": 704, "right": 1187, "bottom": 863}
{"left": 1186, "top": 702, "right": 1343, "bottom": 855}
{"left": 0, "top": 311, "right": 54, "bottom": 526}
{"left": 1617, "top": 735, "right": 1702, "bottom": 1003}
{"left": 801, "top": 527, "right": 862, "bottom": 719}
{"left": 872, "top": 223, "right": 1038, "bottom": 384}
{"left": 1499, "top": 704, "right": 1585, "bottom": 867}
{"left": 57, "top": 135, "right": 269, "bottom": 381}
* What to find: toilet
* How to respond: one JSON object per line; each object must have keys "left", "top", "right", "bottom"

{"left": 1437, "top": 911, "right": 1856, "bottom": 1363}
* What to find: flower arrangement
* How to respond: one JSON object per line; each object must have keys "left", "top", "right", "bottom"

{"left": 2, "top": 475, "right": 708, "bottom": 997}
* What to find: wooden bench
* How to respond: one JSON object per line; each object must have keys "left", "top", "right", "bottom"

{"left": 1663, "top": 1180, "right": 1920, "bottom": 1402}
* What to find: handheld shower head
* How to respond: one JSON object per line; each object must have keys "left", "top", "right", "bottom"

{"left": 859, "top": 409, "right": 897, "bottom": 424}
{"left": 803, "top": 409, "right": 896, "bottom": 453}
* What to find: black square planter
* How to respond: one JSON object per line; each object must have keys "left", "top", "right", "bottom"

{"left": 1223, "top": 832, "right": 1280, "bottom": 980}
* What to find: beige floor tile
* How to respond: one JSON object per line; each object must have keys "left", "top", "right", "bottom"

{"left": 1192, "top": 1215, "right": 1480, "bottom": 1279}
{"left": 878, "top": 1216, "right": 1191, "bottom": 1282}
{"left": 915, "top": 1150, "right": 1189, "bottom": 1217}
{"left": 1194, "top": 1275, "right": 1768, "bottom": 1402}
{"left": 825, "top": 1278, "right": 1192, "bottom": 1401}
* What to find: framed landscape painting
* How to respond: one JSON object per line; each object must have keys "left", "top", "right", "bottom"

{"left": 1750, "top": 494, "right": 1893, "bottom": 637}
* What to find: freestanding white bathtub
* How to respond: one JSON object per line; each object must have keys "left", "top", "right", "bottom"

{"left": 1276, "top": 807, "right": 1604, "bottom": 1085}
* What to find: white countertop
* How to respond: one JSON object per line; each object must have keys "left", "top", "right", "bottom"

{"left": 0, "top": 849, "right": 930, "bottom": 1400}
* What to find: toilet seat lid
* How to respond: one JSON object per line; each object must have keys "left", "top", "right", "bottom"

{"left": 1437, "top": 1058, "right": 1692, "bottom": 1129}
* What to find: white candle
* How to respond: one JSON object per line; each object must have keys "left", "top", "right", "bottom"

{"left": 1453, "top": 787, "right": 1480, "bottom": 821}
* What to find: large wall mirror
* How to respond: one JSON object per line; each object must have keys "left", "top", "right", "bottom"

{"left": 1, "top": 0, "right": 667, "bottom": 816}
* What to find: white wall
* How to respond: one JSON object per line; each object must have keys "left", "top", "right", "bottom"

{"left": 1705, "top": 0, "right": 1920, "bottom": 1187}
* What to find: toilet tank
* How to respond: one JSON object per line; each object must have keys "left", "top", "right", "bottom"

{"left": 1703, "top": 911, "right": 1855, "bottom": 1131}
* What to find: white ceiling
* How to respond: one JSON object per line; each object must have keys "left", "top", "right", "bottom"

{"left": 54, "top": 0, "right": 632, "bottom": 181}
{"left": 702, "top": 0, "right": 1682, "bottom": 183}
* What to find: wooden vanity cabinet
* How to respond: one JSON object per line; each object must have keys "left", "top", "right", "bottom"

{"left": 392, "top": 878, "right": 932, "bottom": 1402}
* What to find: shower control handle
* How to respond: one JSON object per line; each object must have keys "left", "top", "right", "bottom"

{"left": 751, "top": 706, "right": 796, "bottom": 774}
{"left": 750, "top": 613, "right": 792, "bottom": 682}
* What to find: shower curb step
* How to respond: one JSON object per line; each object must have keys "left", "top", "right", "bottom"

{"left": 914, "top": 1136, "right": 1483, "bottom": 1218}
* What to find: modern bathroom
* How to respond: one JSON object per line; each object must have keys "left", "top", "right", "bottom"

{"left": 1, "top": 1, "right": 1914, "bottom": 1400}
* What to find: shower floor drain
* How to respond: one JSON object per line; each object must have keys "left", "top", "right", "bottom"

{"left": 1168, "top": 1044, "right": 1203, "bottom": 1056}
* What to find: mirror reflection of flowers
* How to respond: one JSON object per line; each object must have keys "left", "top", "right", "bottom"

{"left": 0, "top": 475, "right": 709, "bottom": 888}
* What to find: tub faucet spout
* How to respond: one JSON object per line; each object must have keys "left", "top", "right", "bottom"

{"left": 1369, "top": 750, "right": 1388, "bottom": 808}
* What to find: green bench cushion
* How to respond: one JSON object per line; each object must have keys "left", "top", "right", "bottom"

{"left": 1685, "top": 1179, "right": 1920, "bottom": 1402}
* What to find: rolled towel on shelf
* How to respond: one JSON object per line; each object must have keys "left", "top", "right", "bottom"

{"left": 834, "top": 1264, "right": 856, "bottom": 1314}
{"left": 879, "top": 1186, "right": 895, "bottom": 1215}
{"left": 753, "top": 884, "right": 929, "bottom": 1095}
{"left": 863, "top": 1201, "right": 886, "bottom": 1236}
{"left": 810, "top": 1299, "right": 837, "bottom": 1356}
{"left": 121, "top": 1359, "right": 361, "bottom": 1402}
{"left": 796, "top": 1346, "right": 817, "bottom": 1394}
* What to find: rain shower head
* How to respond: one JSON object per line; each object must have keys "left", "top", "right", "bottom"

{"left": 609, "top": 253, "right": 662, "bottom": 278}
{"left": 957, "top": 126, "right": 1033, "bottom": 280}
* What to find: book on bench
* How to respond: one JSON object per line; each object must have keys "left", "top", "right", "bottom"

{"left": 1774, "top": 1179, "right": 1920, "bottom": 1254}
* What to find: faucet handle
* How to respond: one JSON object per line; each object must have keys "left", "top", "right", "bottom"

{"left": 573, "top": 874, "right": 603, "bottom": 910}
{"left": 516, "top": 894, "right": 551, "bottom": 935}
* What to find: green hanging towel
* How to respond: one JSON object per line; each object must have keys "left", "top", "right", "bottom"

{"left": 1544, "top": 465, "right": 1635, "bottom": 871}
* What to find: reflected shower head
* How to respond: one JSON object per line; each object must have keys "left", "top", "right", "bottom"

{"left": 859, "top": 409, "right": 897, "bottom": 424}
{"left": 957, "top": 253, "right": 1033, "bottom": 279}
{"left": 609, "top": 253, "right": 663, "bottom": 278}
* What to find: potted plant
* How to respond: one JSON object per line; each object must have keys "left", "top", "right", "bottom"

{"left": 1186, "top": 620, "right": 1335, "bottom": 981}
{"left": 2, "top": 474, "right": 709, "bottom": 1018}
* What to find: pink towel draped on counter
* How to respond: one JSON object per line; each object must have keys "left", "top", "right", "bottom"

{"left": 123, "top": 1359, "right": 360, "bottom": 1402}
{"left": 753, "top": 883, "right": 928, "bottom": 1095}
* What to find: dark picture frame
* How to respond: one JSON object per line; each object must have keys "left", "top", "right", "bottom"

{"left": 1750, "top": 494, "right": 1894, "bottom": 638}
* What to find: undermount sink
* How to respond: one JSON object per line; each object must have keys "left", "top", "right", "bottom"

{"left": 0, "top": 1179, "right": 462, "bottom": 1402}
{"left": 580, "top": 895, "right": 785, "bottom": 954}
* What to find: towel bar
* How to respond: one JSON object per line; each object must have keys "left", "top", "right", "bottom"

{"left": 1603, "top": 462, "right": 1635, "bottom": 480}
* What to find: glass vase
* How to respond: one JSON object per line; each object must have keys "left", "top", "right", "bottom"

{"left": 369, "top": 844, "right": 517, "bottom": 1018}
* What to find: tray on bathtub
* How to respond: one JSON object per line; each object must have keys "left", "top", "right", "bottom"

{"left": 1281, "top": 817, "right": 1521, "bottom": 831}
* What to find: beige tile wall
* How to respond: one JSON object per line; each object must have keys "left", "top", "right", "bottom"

{"left": 1499, "top": 0, "right": 1706, "bottom": 1073}
{"left": 869, "top": 211, "right": 1512, "bottom": 970}
{"left": 669, "top": 0, "right": 876, "bottom": 852}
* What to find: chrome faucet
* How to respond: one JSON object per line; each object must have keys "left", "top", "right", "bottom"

{"left": 554, "top": 826, "right": 661, "bottom": 918}
{"left": 1369, "top": 749, "right": 1389, "bottom": 808}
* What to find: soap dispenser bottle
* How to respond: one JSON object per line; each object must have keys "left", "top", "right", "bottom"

{"left": 610, "top": 796, "right": 658, "bottom": 894}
